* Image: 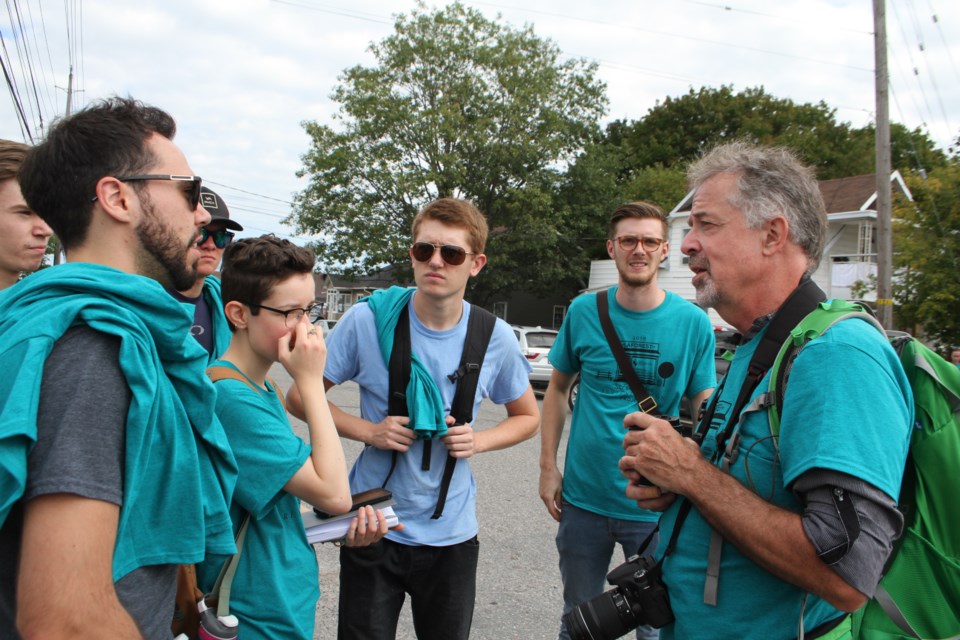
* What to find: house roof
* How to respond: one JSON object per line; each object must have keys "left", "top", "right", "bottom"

{"left": 326, "top": 265, "right": 410, "bottom": 290}
{"left": 668, "top": 170, "right": 912, "bottom": 217}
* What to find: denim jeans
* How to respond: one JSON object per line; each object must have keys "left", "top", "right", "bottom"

{"left": 337, "top": 536, "right": 479, "bottom": 640}
{"left": 556, "top": 501, "right": 660, "bottom": 640}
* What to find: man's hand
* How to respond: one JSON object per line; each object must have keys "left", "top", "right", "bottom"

{"left": 539, "top": 466, "right": 563, "bottom": 522}
{"left": 367, "top": 416, "right": 416, "bottom": 452}
{"left": 619, "top": 412, "right": 703, "bottom": 502}
{"left": 441, "top": 418, "right": 476, "bottom": 458}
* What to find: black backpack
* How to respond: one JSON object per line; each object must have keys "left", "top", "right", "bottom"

{"left": 382, "top": 305, "right": 496, "bottom": 519}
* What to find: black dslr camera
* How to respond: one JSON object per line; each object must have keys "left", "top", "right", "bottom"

{"left": 563, "top": 554, "right": 673, "bottom": 640}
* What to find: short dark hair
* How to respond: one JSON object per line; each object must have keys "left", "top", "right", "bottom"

{"left": 0, "top": 139, "right": 29, "bottom": 183}
{"left": 220, "top": 235, "right": 316, "bottom": 330}
{"left": 18, "top": 97, "right": 176, "bottom": 250}
{"left": 608, "top": 201, "right": 669, "bottom": 240}
{"left": 411, "top": 198, "right": 489, "bottom": 254}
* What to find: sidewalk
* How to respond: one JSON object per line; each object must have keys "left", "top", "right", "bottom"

{"left": 269, "top": 363, "right": 573, "bottom": 639}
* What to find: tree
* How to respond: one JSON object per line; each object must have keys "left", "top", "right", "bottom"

{"left": 892, "top": 164, "right": 960, "bottom": 349}
{"left": 290, "top": 2, "right": 607, "bottom": 304}
{"left": 601, "top": 86, "right": 946, "bottom": 181}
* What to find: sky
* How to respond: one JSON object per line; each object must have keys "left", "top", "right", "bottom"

{"left": 2, "top": 0, "right": 959, "bottom": 249}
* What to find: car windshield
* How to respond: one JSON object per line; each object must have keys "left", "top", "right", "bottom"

{"left": 526, "top": 332, "right": 556, "bottom": 349}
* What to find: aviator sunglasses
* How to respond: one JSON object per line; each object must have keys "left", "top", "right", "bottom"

{"left": 198, "top": 227, "right": 235, "bottom": 249}
{"left": 410, "top": 242, "right": 475, "bottom": 266}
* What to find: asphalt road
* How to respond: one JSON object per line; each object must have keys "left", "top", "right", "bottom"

{"left": 268, "top": 363, "right": 597, "bottom": 640}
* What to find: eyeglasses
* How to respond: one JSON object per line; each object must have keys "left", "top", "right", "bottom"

{"left": 113, "top": 174, "right": 203, "bottom": 209}
{"left": 615, "top": 236, "right": 665, "bottom": 253}
{"left": 410, "top": 242, "right": 475, "bottom": 266}
{"left": 198, "top": 227, "right": 235, "bottom": 249}
{"left": 245, "top": 302, "right": 318, "bottom": 328}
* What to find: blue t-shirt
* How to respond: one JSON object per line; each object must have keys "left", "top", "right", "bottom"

{"left": 196, "top": 363, "right": 316, "bottom": 640}
{"left": 551, "top": 288, "right": 716, "bottom": 521}
{"left": 324, "top": 297, "right": 531, "bottom": 546}
{"left": 656, "top": 317, "right": 913, "bottom": 640}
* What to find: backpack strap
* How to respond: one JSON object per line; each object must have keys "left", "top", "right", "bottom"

{"left": 382, "top": 304, "right": 497, "bottom": 519}
{"left": 657, "top": 278, "right": 826, "bottom": 604}
{"left": 205, "top": 365, "right": 285, "bottom": 407}
{"left": 431, "top": 306, "right": 496, "bottom": 519}
{"left": 767, "top": 300, "right": 885, "bottom": 441}
{"left": 596, "top": 289, "right": 658, "bottom": 414}
{"left": 202, "top": 365, "right": 275, "bottom": 623}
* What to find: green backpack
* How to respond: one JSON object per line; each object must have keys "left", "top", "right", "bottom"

{"left": 767, "top": 299, "right": 960, "bottom": 640}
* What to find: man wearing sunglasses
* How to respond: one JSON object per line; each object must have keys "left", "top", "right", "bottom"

{"left": 540, "top": 201, "right": 717, "bottom": 640}
{"left": 171, "top": 186, "right": 244, "bottom": 362}
{"left": 288, "top": 197, "right": 540, "bottom": 640}
{"left": 0, "top": 97, "right": 237, "bottom": 638}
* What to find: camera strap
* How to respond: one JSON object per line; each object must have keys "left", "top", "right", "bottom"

{"left": 596, "top": 289, "right": 658, "bottom": 414}
{"left": 655, "top": 278, "right": 826, "bottom": 598}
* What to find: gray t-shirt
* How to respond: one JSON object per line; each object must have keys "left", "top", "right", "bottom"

{"left": 0, "top": 326, "right": 177, "bottom": 639}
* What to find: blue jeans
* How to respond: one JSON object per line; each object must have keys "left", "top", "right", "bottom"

{"left": 556, "top": 501, "right": 660, "bottom": 640}
{"left": 337, "top": 536, "right": 479, "bottom": 640}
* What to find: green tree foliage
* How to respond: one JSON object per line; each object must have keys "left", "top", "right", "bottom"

{"left": 599, "top": 86, "right": 946, "bottom": 180}
{"left": 290, "top": 2, "right": 607, "bottom": 304}
{"left": 893, "top": 164, "right": 960, "bottom": 349}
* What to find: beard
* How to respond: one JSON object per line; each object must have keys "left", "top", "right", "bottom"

{"left": 688, "top": 255, "right": 720, "bottom": 309}
{"left": 616, "top": 254, "right": 658, "bottom": 290}
{"left": 136, "top": 194, "right": 199, "bottom": 291}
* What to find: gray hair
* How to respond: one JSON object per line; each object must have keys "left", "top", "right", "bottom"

{"left": 688, "top": 141, "right": 827, "bottom": 273}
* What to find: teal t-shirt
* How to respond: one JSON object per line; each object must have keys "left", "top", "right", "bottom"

{"left": 550, "top": 288, "right": 716, "bottom": 521}
{"left": 656, "top": 317, "right": 913, "bottom": 640}
{"left": 197, "top": 362, "right": 316, "bottom": 640}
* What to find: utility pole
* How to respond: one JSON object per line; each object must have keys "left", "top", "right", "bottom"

{"left": 874, "top": 0, "right": 893, "bottom": 329}
{"left": 52, "top": 65, "right": 74, "bottom": 266}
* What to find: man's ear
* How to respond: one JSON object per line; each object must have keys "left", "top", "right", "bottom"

{"left": 660, "top": 241, "right": 670, "bottom": 263}
{"left": 469, "top": 253, "right": 487, "bottom": 277}
{"left": 224, "top": 300, "right": 247, "bottom": 331}
{"left": 93, "top": 177, "right": 135, "bottom": 223}
{"left": 762, "top": 216, "right": 790, "bottom": 255}
{"left": 606, "top": 239, "right": 615, "bottom": 260}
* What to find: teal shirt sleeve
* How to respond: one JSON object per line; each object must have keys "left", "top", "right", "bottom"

{"left": 213, "top": 379, "right": 310, "bottom": 519}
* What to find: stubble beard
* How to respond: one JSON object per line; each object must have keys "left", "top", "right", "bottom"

{"left": 616, "top": 254, "right": 657, "bottom": 291}
{"left": 136, "top": 196, "right": 199, "bottom": 291}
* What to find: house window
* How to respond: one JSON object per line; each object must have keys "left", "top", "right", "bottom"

{"left": 681, "top": 228, "right": 691, "bottom": 265}
{"left": 552, "top": 305, "right": 566, "bottom": 330}
{"left": 493, "top": 301, "right": 508, "bottom": 320}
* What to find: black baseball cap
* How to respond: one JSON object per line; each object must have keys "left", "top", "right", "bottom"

{"left": 199, "top": 186, "right": 243, "bottom": 231}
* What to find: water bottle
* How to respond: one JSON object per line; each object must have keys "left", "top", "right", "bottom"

{"left": 197, "top": 596, "right": 239, "bottom": 640}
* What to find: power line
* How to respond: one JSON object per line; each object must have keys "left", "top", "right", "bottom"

{"left": 469, "top": 0, "right": 873, "bottom": 73}
{"left": 672, "top": 0, "right": 874, "bottom": 36}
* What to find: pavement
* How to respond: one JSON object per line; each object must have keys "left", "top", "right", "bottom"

{"left": 268, "top": 362, "right": 594, "bottom": 640}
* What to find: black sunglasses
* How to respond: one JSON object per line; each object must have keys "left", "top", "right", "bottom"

{"left": 411, "top": 242, "right": 474, "bottom": 266}
{"left": 116, "top": 174, "right": 203, "bottom": 209}
{"left": 198, "top": 227, "right": 235, "bottom": 249}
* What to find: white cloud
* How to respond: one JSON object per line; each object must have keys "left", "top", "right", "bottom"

{"left": 3, "top": 0, "right": 958, "bottom": 241}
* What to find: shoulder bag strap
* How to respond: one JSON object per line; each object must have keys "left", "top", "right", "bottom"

{"left": 596, "top": 288, "right": 658, "bottom": 414}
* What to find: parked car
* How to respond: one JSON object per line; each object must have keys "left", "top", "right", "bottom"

{"left": 512, "top": 325, "right": 558, "bottom": 394}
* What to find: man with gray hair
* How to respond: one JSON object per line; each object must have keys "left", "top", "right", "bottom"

{"left": 619, "top": 141, "right": 912, "bottom": 639}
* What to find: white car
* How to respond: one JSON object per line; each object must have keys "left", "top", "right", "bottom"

{"left": 512, "top": 325, "right": 558, "bottom": 393}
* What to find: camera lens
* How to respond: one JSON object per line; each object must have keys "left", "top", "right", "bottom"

{"left": 563, "top": 588, "right": 643, "bottom": 640}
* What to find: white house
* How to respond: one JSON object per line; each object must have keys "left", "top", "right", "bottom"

{"left": 586, "top": 172, "right": 913, "bottom": 327}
